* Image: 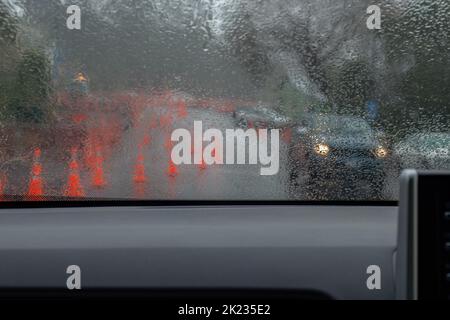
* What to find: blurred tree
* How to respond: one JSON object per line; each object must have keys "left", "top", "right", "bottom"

{"left": 224, "top": 6, "right": 273, "bottom": 88}
{"left": 0, "top": 1, "right": 17, "bottom": 45}
{"left": 0, "top": 2, "right": 19, "bottom": 121}
{"left": 9, "top": 49, "right": 53, "bottom": 123}
{"left": 381, "top": 0, "right": 450, "bottom": 136}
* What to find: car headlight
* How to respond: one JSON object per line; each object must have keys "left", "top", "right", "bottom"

{"left": 314, "top": 143, "right": 330, "bottom": 156}
{"left": 374, "top": 146, "right": 388, "bottom": 158}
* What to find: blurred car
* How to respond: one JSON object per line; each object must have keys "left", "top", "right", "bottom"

{"left": 233, "top": 105, "right": 293, "bottom": 129}
{"left": 288, "top": 113, "right": 391, "bottom": 197}
{"left": 394, "top": 132, "right": 450, "bottom": 170}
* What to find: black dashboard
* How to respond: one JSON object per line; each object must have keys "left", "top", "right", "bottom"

{"left": 0, "top": 204, "right": 397, "bottom": 300}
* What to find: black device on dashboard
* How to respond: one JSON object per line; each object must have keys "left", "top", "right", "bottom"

{"left": 397, "top": 170, "right": 450, "bottom": 300}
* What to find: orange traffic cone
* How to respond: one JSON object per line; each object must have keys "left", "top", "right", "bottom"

{"left": 133, "top": 146, "right": 147, "bottom": 184}
{"left": 210, "top": 147, "right": 221, "bottom": 163}
{"left": 165, "top": 136, "right": 178, "bottom": 177}
{"left": 92, "top": 147, "right": 106, "bottom": 188}
{"left": 142, "top": 134, "right": 151, "bottom": 147}
{"left": 72, "top": 113, "right": 88, "bottom": 125}
{"left": 27, "top": 148, "right": 44, "bottom": 200}
{"left": 198, "top": 156, "right": 207, "bottom": 170}
{"left": 64, "top": 148, "right": 85, "bottom": 198}
{"left": 167, "top": 159, "right": 178, "bottom": 177}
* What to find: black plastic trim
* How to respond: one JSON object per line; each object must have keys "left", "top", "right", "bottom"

{"left": 0, "top": 199, "right": 398, "bottom": 209}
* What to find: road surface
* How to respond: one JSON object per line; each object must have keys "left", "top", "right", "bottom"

{"left": 87, "top": 105, "right": 292, "bottom": 200}
{"left": 0, "top": 101, "right": 397, "bottom": 201}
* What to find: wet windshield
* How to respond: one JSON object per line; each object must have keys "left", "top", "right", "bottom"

{"left": 417, "top": 134, "right": 450, "bottom": 148}
{"left": 310, "top": 115, "right": 373, "bottom": 135}
{"left": 0, "top": 0, "right": 449, "bottom": 201}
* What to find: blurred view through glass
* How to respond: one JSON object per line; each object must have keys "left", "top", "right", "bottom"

{"left": 0, "top": 0, "right": 449, "bottom": 201}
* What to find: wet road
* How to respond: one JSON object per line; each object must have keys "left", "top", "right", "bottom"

{"left": 1, "top": 101, "right": 398, "bottom": 201}
{"left": 86, "top": 105, "right": 292, "bottom": 200}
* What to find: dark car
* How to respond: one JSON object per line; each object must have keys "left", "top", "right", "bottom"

{"left": 288, "top": 114, "right": 391, "bottom": 198}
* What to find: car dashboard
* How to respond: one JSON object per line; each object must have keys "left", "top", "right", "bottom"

{"left": 0, "top": 204, "right": 397, "bottom": 300}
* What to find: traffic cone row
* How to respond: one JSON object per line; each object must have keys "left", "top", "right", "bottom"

{"left": 198, "top": 146, "right": 207, "bottom": 170}
{"left": 133, "top": 146, "right": 147, "bottom": 184}
{"left": 141, "top": 134, "right": 151, "bottom": 147}
{"left": 64, "top": 148, "right": 85, "bottom": 198}
{"left": 167, "top": 159, "right": 178, "bottom": 177}
{"left": 83, "top": 132, "right": 106, "bottom": 189}
{"left": 91, "top": 146, "right": 106, "bottom": 188}
{"left": 192, "top": 143, "right": 207, "bottom": 171}
{"left": 27, "top": 148, "right": 44, "bottom": 200}
{"left": 198, "top": 157, "right": 207, "bottom": 170}
{"left": 10, "top": 127, "right": 192, "bottom": 199}
{"left": 165, "top": 135, "right": 178, "bottom": 177}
